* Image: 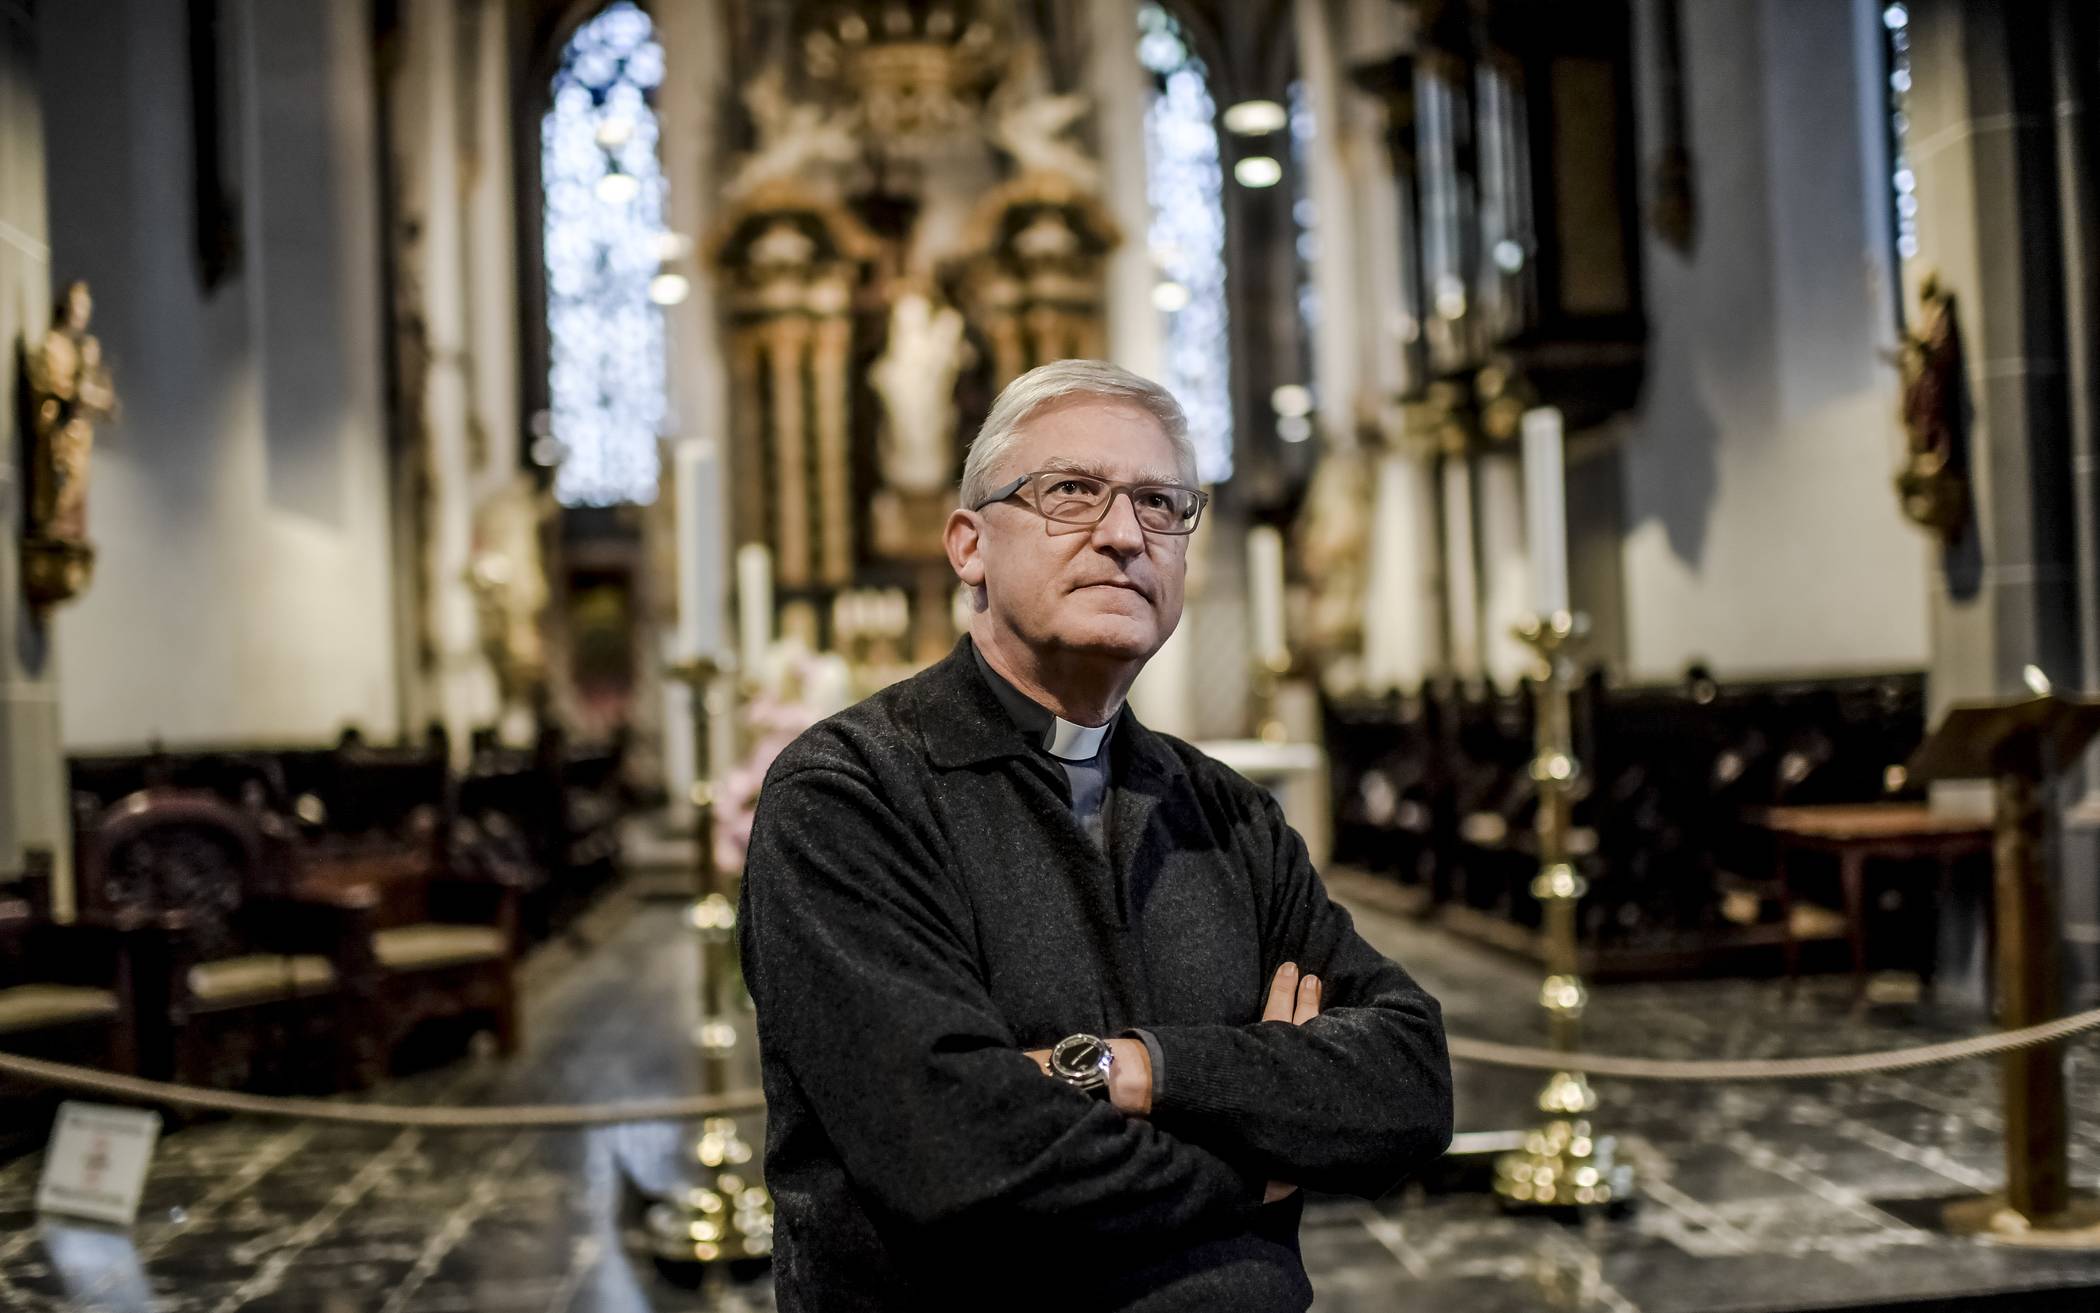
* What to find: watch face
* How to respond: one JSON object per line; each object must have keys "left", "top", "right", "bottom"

{"left": 1051, "top": 1034, "right": 1107, "bottom": 1080}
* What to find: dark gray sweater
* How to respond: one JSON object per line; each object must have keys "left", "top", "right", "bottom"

{"left": 739, "top": 638, "right": 1452, "bottom": 1311}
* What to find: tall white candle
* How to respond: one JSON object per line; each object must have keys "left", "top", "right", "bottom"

{"left": 736, "top": 542, "right": 774, "bottom": 677}
{"left": 1247, "top": 525, "right": 1289, "bottom": 669}
{"left": 1520, "top": 406, "right": 1570, "bottom": 619}
{"left": 674, "top": 439, "right": 725, "bottom": 661}
{"left": 1441, "top": 457, "right": 1482, "bottom": 675}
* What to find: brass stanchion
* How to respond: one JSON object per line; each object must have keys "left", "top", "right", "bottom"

{"left": 646, "top": 657, "right": 774, "bottom": 1265}
{"left": 1494, "top": 612, "right": 1631, "bottom": 1211}
{"left": 1911, "top": 689, "right": 2100, "bottom": 1245}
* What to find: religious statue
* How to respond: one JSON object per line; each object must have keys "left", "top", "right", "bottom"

{"left": 23, "top": 279, "right": 116, "bottom": 607}
{"left": 1894, "top": 273, "right": 1969, "bottom": 541}
{"left": 870, "top": 289, "right": 973, "bottom": 496}
{"left": 725, "top": 66, "right": 861, "bottom": 201}
{"left": 987, "top": 56, "right": 1100, "bottom": 192}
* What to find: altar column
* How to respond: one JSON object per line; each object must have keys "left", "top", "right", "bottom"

{"left": 0, "top": 3, "right": 69, "bottom": 910}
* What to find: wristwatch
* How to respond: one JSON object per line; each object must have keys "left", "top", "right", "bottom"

{"left": 1049, "top": 1033, "right": 1114, "bottom": 1098}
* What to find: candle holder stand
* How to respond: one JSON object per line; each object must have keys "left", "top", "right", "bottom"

{"left": 645, "top": 656, "right": 773, "bottom": 1265}
{"left": 1493, "top": 611, "right": 1632, "bottom": 1212}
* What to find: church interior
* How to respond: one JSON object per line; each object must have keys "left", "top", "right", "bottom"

{"left": 4, "top": 0, "right": 2100, "bottom": 1309}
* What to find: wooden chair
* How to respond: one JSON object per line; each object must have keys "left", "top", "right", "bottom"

{"left": 292, "top": 809, "right": 524, "bottom": 1069}
{"left": 0, "top": 853, "right": 141, "bottom": 1149}
{"left": 74, "top": 789, "right": 371, "bottom": 1092}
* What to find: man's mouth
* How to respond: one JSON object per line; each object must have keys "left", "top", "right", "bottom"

{"left": 1078, "top": 580, "right": 1148, "bottom": 599}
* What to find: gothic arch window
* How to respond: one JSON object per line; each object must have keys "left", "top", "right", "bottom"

{"left": 1138, "top": 2, "right": 1234, "bottom": 485}
{"left": 541, "top": 1, "right": 668, "bottom": 507}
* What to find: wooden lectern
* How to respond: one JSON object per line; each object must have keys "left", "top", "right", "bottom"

{"left": 1908, "top": 692, "right": 2100, "bottom": 1243}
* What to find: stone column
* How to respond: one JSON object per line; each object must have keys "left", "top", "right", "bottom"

{"left": 385, "top": 0, "right": 513, "bottom": 759}
{"left": 655, "top": 0, "right": 734, "bottom": 815}
{"left": 0, "top": 1, "right": 67, "bottom": 910}
{"left": 1906, "top": 0, "right": 2085, "bottom": 998}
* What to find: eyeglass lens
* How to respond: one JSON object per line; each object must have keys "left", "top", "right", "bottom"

{"left": 1034, "top": 474, "right": 1202, "bottom": 533}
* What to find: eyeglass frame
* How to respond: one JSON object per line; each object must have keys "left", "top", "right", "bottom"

{"left": 969, "top": 470, "right": 1211, "bottom": 536}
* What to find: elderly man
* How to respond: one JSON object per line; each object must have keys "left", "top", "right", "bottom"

{"left": 740, "top": 360, "right": 1451, "bottom": 1310}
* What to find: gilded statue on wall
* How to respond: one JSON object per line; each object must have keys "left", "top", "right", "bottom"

{"left": 23, "top": 279, "right": 116, "bottom": 608}
{"left": 1895, "top": 273, "right": 1969, "bottom": 541}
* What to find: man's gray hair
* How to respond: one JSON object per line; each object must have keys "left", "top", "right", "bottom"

{"left": 959, "top": 359, "right": 1198, "bottom": 509}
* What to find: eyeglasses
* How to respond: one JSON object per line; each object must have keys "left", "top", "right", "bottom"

{"left": 971, "top": 471, "right": 1210, "bottom": 535}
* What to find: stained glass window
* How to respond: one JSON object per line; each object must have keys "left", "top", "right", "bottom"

{"left": 1883, "top": 2, "right": 1917, "bottom": 268}
{"left": 1138, "top": 3, "right": 1233, "bottom": 485}
{"left": 542, "top": 2, "right": 667, "bottom": 507}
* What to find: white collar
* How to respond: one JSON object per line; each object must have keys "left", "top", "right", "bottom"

{"left": 1044, "top": 717, "right": 1111, "bottom": 762}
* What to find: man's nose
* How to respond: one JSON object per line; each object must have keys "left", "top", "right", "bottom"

{"left": 1091, "top": 490, "right": 1148, "bottom": 554}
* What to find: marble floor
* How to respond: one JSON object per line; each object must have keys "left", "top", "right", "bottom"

{"left": 5, "top": 869, "right": 2100, "bottom": 1313}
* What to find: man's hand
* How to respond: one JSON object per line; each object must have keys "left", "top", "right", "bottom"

{"left": 1260, "top": 962, "right": 1320, "bottom": 1203}
{"left": 1262, "top": 959, "right": 1321, "bottom": 1025}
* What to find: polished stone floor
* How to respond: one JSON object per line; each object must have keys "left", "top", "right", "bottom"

{"left": 5, "top": 866, "right": 2100, "bottom": 1312}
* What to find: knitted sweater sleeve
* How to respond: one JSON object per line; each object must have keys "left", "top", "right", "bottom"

{"left": 739, "top": 759, "right": 1267, "bottom": 1252}
{"left": 1140, "top": 787, "right": 1454, "bottom": 1198}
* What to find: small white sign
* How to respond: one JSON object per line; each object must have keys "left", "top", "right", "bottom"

{"left": 36, "top": 1101, "right": 161, "bottom": 1227}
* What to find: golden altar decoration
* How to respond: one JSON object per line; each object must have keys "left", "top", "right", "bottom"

{"left": 710, "top": 182, "right": 881, "bottom": 592}
{"left": 958, "top": 170, "right": 1119, "bottom": 391}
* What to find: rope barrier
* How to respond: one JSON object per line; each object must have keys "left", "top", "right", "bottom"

{"left": 1447, "top": 1003, "right": 2100, "bottom": 1081}
{"left": 8, "top": 1005, "right": 2100, "bottom": 1128}
{"left": 0, "top": 1051, "right": 765, "bottom": 1127}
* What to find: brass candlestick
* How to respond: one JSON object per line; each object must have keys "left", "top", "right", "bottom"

{"left": 1494, "top": 612, "right": 1631, "bottom": 1211}
{"left": 648, "top": 656, "right": 774, "bottom": 1265}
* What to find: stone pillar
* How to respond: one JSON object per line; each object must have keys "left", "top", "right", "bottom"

{"left": 386, "top": 0, "right": 510, "bottom": 758}
{"left": 1906, "top": 0, "right": 2085, "bottom": 998}
{"left": 656, "top": 0, "right": 734, "bottom": 813}
{"left": 0, "top": 2, "right": 67, "bottom": 910}
{"left": 1085, "top": 0, "right": 1198, "bottom": 738}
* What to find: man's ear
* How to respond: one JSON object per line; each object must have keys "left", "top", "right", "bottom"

{"left": 944, "top": 508, "right": 987, "bottom": 589}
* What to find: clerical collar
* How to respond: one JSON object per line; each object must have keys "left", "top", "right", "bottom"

{"left": 970, "top": 642, "right": 1118, "bottom": 763}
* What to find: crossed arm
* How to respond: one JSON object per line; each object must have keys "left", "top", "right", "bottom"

{"left": 1026, "top": 961, "right": 1327, "bottom": 1206}
{"left": 740, "top": 763, "right": 1451, "bottom": 1253}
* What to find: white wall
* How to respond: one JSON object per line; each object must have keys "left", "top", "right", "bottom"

{"left": 1616, "top": 0, "right": 1930, "bottom": 680}
{"left": 40, "top": 0, "right": 398, "bottom": 747}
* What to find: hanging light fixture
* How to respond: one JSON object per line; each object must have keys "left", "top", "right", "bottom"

{"left": 1222, "top": 99, "right": 1287, "bottom": 135}
{"left": 1234, "top": 155, "right": 1282, "bottom": 188}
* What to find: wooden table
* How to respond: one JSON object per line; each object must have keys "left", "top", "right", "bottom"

{"left": 1748, "top": 803, "right": 1992, "bottom": 993}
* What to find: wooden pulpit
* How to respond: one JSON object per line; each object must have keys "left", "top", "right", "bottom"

{"left": 1907, "top": 692, "right": 2100, "bottom": 1240}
